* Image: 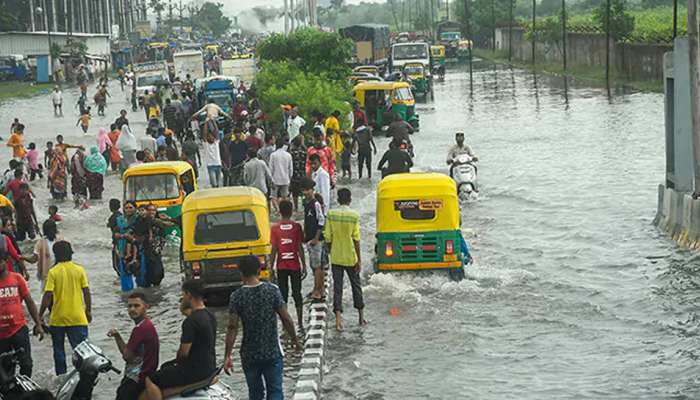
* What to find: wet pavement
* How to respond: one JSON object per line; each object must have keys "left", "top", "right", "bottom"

{"left": 1, "top": 61, "right": 698, "bottom": 400}
{"left": 323, "top": 63, "right": 700, "bottom": 399}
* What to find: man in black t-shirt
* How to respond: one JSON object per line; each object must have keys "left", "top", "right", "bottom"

{"left": 144, "top": 280, "right": 217, "bottom": 400}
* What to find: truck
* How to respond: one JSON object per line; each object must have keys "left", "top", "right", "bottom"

{"left": 339, "top": 24, "right": 390, "bottom": 66}
{"left": 172, "top": 50, "right": 204, "bottom": 80}
{"left": 221, "top": 58, "right": 256, "bottom": 85}
{"left": 133, "top": 61, "right": 169, "bottom": 106}
{"left": 390, "top": 42, "right": 430, "bottom": 72}
{"left": 437, "top": 21, "right": 463, "bottom": 58}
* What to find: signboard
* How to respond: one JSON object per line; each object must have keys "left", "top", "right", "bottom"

{"left": 394, "top": 199, "right": 443, "bottom": 211}
{"left": 134, "top": 20, "right": 152, "bottom": 38}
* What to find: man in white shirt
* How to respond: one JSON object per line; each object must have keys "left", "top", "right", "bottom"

{"left": 139, "top": 133, "right": 157, "bottom": 155}
{"left": 309, "top": 154, "right": 330, "bottom": 214}
{"left": 286, "top": 109, "right": 306, "bottom": 139}
{"left": 203, "top": 136, "right": 223, "bottom": 188}
{"left": 51, "top": 86, "right": 63, "bottom": 116}
{"left": 268, "top": 141, "right": 293, "bottom": 213}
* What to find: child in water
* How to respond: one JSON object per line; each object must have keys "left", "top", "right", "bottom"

{"left": 48, "top": 205, "right": 62, "bottom": 222}
{"left": 26, "top": 143, "right": 43, "bottom": 181}
{"left": 340, "top": 132, "right": 353, "bottom": 181}
{"left": 76, "top": 107, "right": 92, "bottom": 134}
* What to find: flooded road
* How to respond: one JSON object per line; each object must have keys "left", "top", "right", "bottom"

{"left": 1, "top": 61, "right": 698, "bottom": 400}
{"left": 323, "top": 64, "right": 700, "bottom": 399}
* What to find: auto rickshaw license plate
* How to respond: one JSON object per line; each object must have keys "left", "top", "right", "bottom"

{"left": 223, "top": 263, "right": 239, "bottom": 269}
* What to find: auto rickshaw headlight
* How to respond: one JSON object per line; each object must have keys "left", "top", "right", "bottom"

{"left": 384, "top": 241, "right": 394, "bottom": 257}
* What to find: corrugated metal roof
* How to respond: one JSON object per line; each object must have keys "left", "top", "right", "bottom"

{"left": 0, "top": 31, "right": 109, "bottom": 38}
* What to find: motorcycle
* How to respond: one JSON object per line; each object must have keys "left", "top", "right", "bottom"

{"left": 0, "top": 340, "right": 235, "bottom": 400}
{"left": 450, "top": 154, "right": 478, "bottom": 200}
{"left": 431, "top": 65, "right": 445, "bottom": 82}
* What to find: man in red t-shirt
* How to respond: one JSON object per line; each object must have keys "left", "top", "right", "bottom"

{"left": 0, "top": 227, "right": 28, "bottom": 280}
{"left": 270, "top": 199, "right": 306, "bottom": 328}
{"left": 0, "top": 249, "right": 44, "bottom": 377}
{"left": 108, "top": 291, "right": 160, "bottom": 400}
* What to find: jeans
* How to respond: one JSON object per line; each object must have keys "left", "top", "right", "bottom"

{"left": 332, "top": 265, "right": 364, "bottom": 313}
{"left": 50, "top": 325, "right": 88, "bottom": 374}
{"left": 243, "top": 357, "right": 284, "bottom": 400}
{"left": 0, "top": 325, "right": 32, "bottom": 377}
{"left": 207, "top": 165, "right": 222, "bottom": 187}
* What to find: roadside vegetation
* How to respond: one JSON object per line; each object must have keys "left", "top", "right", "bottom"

{"left": 255, "top": 28, "right": 354, "bottom": 124}
{"left": 0, "top": 81, "right": 53, "bottom": 103}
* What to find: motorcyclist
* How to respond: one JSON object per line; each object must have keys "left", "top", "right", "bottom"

{"left": 378, "top": 140, "right": 413, "bottom": 178}
{"left": 447, "top": 131, "right": 478, "bottom": 177}
{"left": 386, "top": 113, "right": 414, "bottom": 146}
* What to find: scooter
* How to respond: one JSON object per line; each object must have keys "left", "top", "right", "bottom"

{"left": 0, "top": 340, "right": 235, "bottom": 400}
{"left": 450, "top": 154, "right": 478, "bottom": 200}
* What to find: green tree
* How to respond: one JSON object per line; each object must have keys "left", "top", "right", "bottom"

{"left": 193, "top": 2, "right": 231, "bottom": 38}
{"left": 256, "top": 61, "right": 352, "bottom": 124}
{"left": 256, "top": 28, "right": 353, "bottom": 81}
{"left": 593, "top": 0, "right": 635, "bottom": 40}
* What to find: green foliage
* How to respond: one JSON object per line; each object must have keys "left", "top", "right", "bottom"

{"left": 256, "top": 61, "right": 352, "bottom": 127}
{"left": 257, "top": 28, "right": 353, "bottom": 81}
{"left": 592, "top": 0, "right": 635, "bottom": 40}
{"left": 454, "top": 0, "right": 512, "bottom": 44}
{"left": 50, "top": 43, "right": 61, "bottom": 59}
{"left": 193, "top": 2, "right": 231, "bottom": 38}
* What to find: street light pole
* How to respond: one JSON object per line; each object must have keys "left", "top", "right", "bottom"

{"left": 36, "top": 6, "right": 54, "bottom": 82}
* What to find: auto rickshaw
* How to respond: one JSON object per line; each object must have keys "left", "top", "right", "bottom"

{"left": 353, "top": 81, "right": 419, "bottom": 129}
{"left": 374, "top": 173, "right": 470, "bottom": 281}
{"left": 122, "top": 161, "right": 197, "bottom": 237}
{"left": 353, "top": 65, "right": 380, "bottom": 76}
{"left": 181, "top": 187, "right": 272, "bottom": 297}
{"left": 430, "top": 45, "right": 446, "bottom": 67}
{"left": 457, "top": 40, "right": 473, "bottom": 62}
{"left": 403, "top": 63, "right": 431, "bottom": 98}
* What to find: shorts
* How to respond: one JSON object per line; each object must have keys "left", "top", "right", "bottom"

{"left": 149, "top": 364, "right": 210, "bottom": 390}
{"left": 272, "top": 184, "right": 289, "bottom": 198}
{"left": 290, "top": 178, "right": 303, "bottom": 197}
{"left": 306, "top": 241, "right": 325, "bottom": 270}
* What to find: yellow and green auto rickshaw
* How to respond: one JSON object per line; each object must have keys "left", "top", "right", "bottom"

{"left": 122, "top": 161, "right": 197, "bottom": 237}
{"left": 457, "top": 40, "right": 473, "bottom": 62}
{"left": 430, "top": 45, "right": 446, "bottom": 67}
{"left": 403, "top": 62, "right": 431, "bottom": 98}
{"left": 353, "top": 81, "right": 419, "bottom": 129}
{"left": 181, "top": 187, "right": 272, "bottom": 296}
{"left": 374, "top": 173, "right": 470, "bottom": 281}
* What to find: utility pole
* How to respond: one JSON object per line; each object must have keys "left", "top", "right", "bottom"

{"left": 562, "top": 0, "right": 567, "bottom": 73}
{"left": 290, "top": 0, "right": 295, "bottom": 31}
{"left": 491, "top": 0, "right": 495, "bottom": 52}
{"left": 532, "top": 0, "right": 536, "bottom": 64}
{"left": 673, "top": 0, "right": 678, "bottom": 39}
{"left": 689, "top": 0, "right": 700, "bottom": 195}
{"left": 508, "top": 0, "right": 513, "bottom": 61}
{"left": 30, "top": 0, "right": 36, "bottom": 31}
{"left": 463, "top": 0, "right": 473, "bottom": 88}
{"left": 605, "top": 0, "right": 610, "bottom": 84}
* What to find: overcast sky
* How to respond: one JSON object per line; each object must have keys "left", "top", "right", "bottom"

{"left": 222, "top": 0, "right": 383, "bottom": 17}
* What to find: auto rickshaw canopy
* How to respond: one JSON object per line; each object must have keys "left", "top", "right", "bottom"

{"left": 122, "top": 161, "right": 194, "bottom": 181}
{"left": 376, "top": 173, "right": 460, "bottom": 233}
{"left": 181, "top": 186, "right": 271, "bottom": 256}
{"left": 430, "top": 45, "right": 446, "bottom": 57}
{"left": 353, "top": 81, "right": 414, "bottom": 107}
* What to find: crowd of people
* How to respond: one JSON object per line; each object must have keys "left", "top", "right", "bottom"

{"left": 0, "top": 70, "right": 383, "bottom": 399}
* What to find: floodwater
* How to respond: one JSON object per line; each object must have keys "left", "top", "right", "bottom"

{"left": 323, "top": 64, "right": 700, "bottom": 399}
{"left": 0, "top": 61, "right": 697, "bottom": 400}
{"left": 0, "top": 81, "right": 304, "bottom": 399}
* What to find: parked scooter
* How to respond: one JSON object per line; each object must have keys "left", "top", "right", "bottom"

{"left": 450, "top": 154, "right": 478, "bottom": 200}
{"left": 0, "top": 340, "right": 235, "bottom": 400}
